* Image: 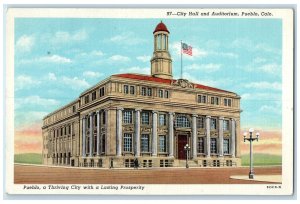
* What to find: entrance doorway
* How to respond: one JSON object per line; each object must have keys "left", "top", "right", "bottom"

{"left": 177, "top": 135, "right": 188, "bottom": 160}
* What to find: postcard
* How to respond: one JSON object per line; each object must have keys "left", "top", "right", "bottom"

{"left": 5, "top": 7, "right": 294, "bottom": 196}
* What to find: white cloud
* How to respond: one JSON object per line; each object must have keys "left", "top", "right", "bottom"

{"left": 231, "top": 38, "right": 281, "bottom": 55}
{"left": 15, "top": 75, "right": 40, "bottom": 90}
{"left": 15, "top": 111, "right": 47, "bottom": 128}
{"left": 48, "top": 73, "right": 57, "bottom": 81}
{"left": 257, "top": 63, "right": 281, "bottom": 75}
{"left": 119, "top": 66, "right": 150, "bottom": 75}
{"left": 109, "top": 32, "right": 146, "bottom": 45}
{"left": 15, "top": 96, "right": 60, "bottom": 109}
{"left": 109, "top": 55, "right": 130, "bottom": 62}
{"left": 136, "top": 55, "right": 151, "bottom": 62}
{"left": 185, "top": 63, "right": 222, "bottom": 72}
{"left": 259, "top": 105, "right": 281, "bottom": 114}
{"left": 216, "top": 52, "right": 239, "bottom": 59}
{"left": 180, "top": 72, "right": 219, "bottom": 87}
{"left": 61, "top": 76, "right": 90, "bottom": 90}
{"left": 253, "top": 57, "right": 267, "bottom": 64}
{"left": 39, "top": 55, "right": 72, "bottom": 63}
{"left": 16, "top": 35, "right": 34, "bottom": 52}
{"left": 245, "top": 82, "right": 282, "bottom": 91}
{"left": 52, "top": 30, "right": 87, "bottom": 43}
{"left": 83, "top": 71, "right": 103, "bottom": 78}
{"left": 19, "top": 54, "right": 72, "bottom": 64}
{"left": 78, "top": 50, "right": 104, "bottom": 57}
{"left": 241, "top": 92, "right": 281, "bottom": 101}
{"left": 90, "top": 50, "right": 104, "bottom": 56}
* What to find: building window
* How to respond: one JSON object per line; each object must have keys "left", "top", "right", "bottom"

{"left": 147, "top": 88, "right": 152, "bottom": 96}
{"left": 99, "top": 87, "right": 105, "bottom": 97}
{"left": 92, "top": 91, "right": 96, "bottom": 101}
{"left": 84, "top": 95, "right": 89, "bottom": 104}
{"left": 211, "top": 96, "right": 219, "bottom": 105}
{"left": 224, "top": 98, "right": 232, "bottom": 107}
{"left": 159, "top": 114, "right": 166, "bottom": 126}
{"left": 87, "top": 137, "right": 90, "bottom": 154}
{"left": 94, "top": 136, "right": 97, "bottom": 153}
{"left": 130, "top": 86, "right": 135, "bottom": 94}
{"left": 123, "top": 110, "right": 133, "bottom": 124}
{"left": 159, "top": 89, "right": 164, "bottom": 98}
{"left": 198, "top": 95, "right": 207, "bottom": 103}
{"left": 197, "top": 137, "right": 205, "bottom": 153}
{"left": 165, "top": 90, "right": 169, "bottom": 98}
{"left": 123, "top": 133, "right": 132, "bottom": 152}
{"left": 72, "top": 105, "right": 76, "bottom": 113}
{"left": 68, "top": 125, "right": 71, "bottom": 134}
{"left": 158, "top": 135, "right": 166, "bottom": 152}
{"left": 87, "top": 117, "right": 90, "bottom": 127}
{"left": 124, "top": 85, "right": 129, "bottom": 94}
{"left": 211, "top": 138, "right": 217, "bottom": 154}
{"left": 102, "top": 134, "right": 105, "bottom": 153}
{"left": 141, "top": 134, "right": 150, "bottom": 152}
{"left": 102, "top": 112, "right": 106, "bottom": 124}
{"left": 94, "top": 115, "right": 98, "bottom": 127}
{"left": 224, "top": 139, "right": 230, "bottom": 154}
{"left": 197, "top": 117, "right": 205, "bottom": 129}
{"left": 175, "top": 115, "right": 191, "bottom": 128}
{"left": 141, "top": 112, "right": 150, "bottom": 125}
{"left": 157, "top": 34, "right": 161, "bottom": 50}
{"left": 210, "top": 118, "right": 217, "bottom": 130}
{"left": 223, "top": 120, "right": 230, "bottom": 131}
{"left": 141, "top": 87, "right": 147, "bottom": 96}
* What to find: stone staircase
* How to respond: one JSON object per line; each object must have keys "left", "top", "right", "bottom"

{"left": 178, "top": 160, "right": 198, "bottom": 167}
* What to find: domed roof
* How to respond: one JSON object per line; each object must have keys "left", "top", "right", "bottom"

{"left": 153, "top": 21, "right": 169, "bottom": 34}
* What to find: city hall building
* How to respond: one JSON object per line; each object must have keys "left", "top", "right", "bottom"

{"left": 42, "top": 22, "right": 242, "bottom": 168}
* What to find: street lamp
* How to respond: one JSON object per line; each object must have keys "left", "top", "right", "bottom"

{"left": 184, "top": 144, "right": 191, "bottom": 168}
{"left": 243, "top": 128, "right": 260, "bottom": 179}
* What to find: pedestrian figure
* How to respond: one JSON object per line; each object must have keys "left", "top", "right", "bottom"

{"left": 110, "top": 158, "right": 114, "bottom": 169}
{"left": 134, "top": 158, "right": 139, "bottom": 169}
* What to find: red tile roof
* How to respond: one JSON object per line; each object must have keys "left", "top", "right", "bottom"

{"left": 113, "top": 73, "right": 233, "bottom": 94}
{"left": 153, "top": 21, "right": 170, "bottom": 34}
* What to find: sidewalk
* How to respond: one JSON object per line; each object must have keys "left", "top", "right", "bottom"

{"left": 230, "top": 175, "right": 282, "bottom": 183}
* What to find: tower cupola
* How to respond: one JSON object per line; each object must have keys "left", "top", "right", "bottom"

{"left": 150, "top": 21, "right": 173, "bottom": 79}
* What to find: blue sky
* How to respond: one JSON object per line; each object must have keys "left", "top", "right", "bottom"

{"left": 14, "top": 18, "right": 282, "bottom": 131}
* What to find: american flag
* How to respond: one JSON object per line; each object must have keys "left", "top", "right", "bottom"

{"left": 182, "top": 42, "right": 192, "bottom": 56}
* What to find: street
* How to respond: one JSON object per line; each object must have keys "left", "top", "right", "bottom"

{"left": 14, "top": 164, "right": 281, "bottom": 184}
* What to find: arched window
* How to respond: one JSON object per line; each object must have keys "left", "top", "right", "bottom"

{"left": 175, "top": 115, "right": 191, "bottom": 128}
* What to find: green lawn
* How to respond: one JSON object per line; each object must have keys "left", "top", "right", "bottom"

{"left": 14, "top": 153, "right": 43, "bottom": 164}
{"left": 241, "top": 153, "right": 282, "bottom": 166}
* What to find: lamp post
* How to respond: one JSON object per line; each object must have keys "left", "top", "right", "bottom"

{"left": 184, "top": 144, "right": 191, "bottom": 168}
{"left": 243, "top": 128, "right": 260, "bottom": 179}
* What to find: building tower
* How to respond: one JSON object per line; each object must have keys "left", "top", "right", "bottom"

{"left": 151, "top": 21, "right": 173, "bottom": 79}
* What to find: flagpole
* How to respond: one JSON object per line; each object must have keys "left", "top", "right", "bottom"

{"left": 181, "top": 40, "right": 183, "bottom": 79}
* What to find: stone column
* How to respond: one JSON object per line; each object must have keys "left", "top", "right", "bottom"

{"left": 168, "top": 112, "right": 174, "bottom": 157}
{"left": 152, "top": 111, "right": 158, "bottom": 156}
{"left": 89, "top": 113, "right": 93, "bottom": 157}
{"left": 135, "top": 109, "right": 141, "bottom": 157}
{"left": 231, "top": 119, "right": 236, "bottom": 157}
{"left": 54, "top": 130, "right": 57, "bottom": 154}
{"left": 104, "top": 109, "right": 108, "bottom": 155}
{"left": 82, "top": 116, "right": 86, "bottom": 157}
{"left": 192, "top": 114, "right": 198, "bottom": 159}
{"left": 96, "top": 111, "right": 100, "bottom": 156}
{"left": 206, "top": 116, "right": 211, "bottom": 157}
{"left": 70, "top": 123, "right": 73, "bottom": 156}
{"left": 219, "top": 117, "right": 224, "bottom": 157}
{"left": 116, "top": 108, "right": 123, "bottom": 156}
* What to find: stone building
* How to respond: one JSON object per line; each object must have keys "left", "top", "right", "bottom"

{"left": 42, "top": 21, "right": 242, "bottom": 168}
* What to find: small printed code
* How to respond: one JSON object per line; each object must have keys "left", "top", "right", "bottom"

{"left": 267, "top": 185, "right": 281, "bottom": 189}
